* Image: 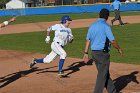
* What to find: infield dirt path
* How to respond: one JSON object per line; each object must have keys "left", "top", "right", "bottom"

{"left": 0, "top": 15, "right": 140, "bottom": 34}
{"left": 0, "top": 15, "right": 140, "bottom": 93}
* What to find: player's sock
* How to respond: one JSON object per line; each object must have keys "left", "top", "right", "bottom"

{"left": 59, "top": 59, "right": 65, "bottom": 72}
{"left": 34, "top": 58, "right": 44, "bottom": 63}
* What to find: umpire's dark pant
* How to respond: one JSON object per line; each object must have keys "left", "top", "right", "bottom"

{"left": 112, "top": 9, "right": 123, "bottom": 25}
{"left": 92, "top": 50, "right": 116, "bottom": 93}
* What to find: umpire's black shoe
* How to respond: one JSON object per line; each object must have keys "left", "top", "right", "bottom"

{"left": 29, "top": 58, "right": 37, "bottom": 68}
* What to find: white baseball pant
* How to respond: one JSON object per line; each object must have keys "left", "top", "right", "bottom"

{"left": 43, "top": 42, "right": 67, "bottom": 63}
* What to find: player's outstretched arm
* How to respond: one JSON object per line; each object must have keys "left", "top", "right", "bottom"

{"left": 0, "top": 17, "right": 16, "bottom": 28}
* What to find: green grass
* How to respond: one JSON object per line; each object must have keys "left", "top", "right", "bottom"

{"left": 0, "top": 23, "right": 140, "bottom": 64}
{"left": 0, "top": 28, "right": 87, "bottom": 56}
{"left": 110, "top": 24, "right": 140, "bottom": 64}
{"left": 0, "top": 11, "right": 140, "bottom": 24}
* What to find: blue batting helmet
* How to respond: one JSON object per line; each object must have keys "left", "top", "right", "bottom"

{"left": 61, "top": 15, "right": 72, "bottom": 23}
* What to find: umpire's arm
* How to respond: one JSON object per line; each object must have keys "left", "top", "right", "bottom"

{"left": 105, "top": 25, "right": 124, "bottom": 56}
{"left": 111, "top": 40, "right": 124, "bottom": 56}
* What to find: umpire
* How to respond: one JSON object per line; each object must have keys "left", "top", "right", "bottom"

{"left": 110, "top": 0, "right": 124, "bottom": 26}
{"left": 83, "top": 8, "right": 123, "bottom": 93}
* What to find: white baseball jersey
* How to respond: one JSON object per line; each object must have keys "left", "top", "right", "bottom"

{"left": 49, "top": 24, "right": 73, "bottom": 46}
{"left": 43, "top": 24, "right": 73, "bottom": 63}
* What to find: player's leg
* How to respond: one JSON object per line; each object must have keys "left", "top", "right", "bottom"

{"left": 43, "top": 51, "right": 58, "bottom": 63}
{"left": 111, "top": 10, "right": 118, "bottom": 25}
{"left": 35, "top": 51, "right": 57, "bottom": 63}
{"left": 29, "top": 41, "right": 58, "bottom": 68}
{"left": 29, "top": 51, "right": 57, "bottom": 68}
{"left": 30, "top": 52, "right": 57, "bottom": 68}
{"left": 51, "top": 42, "right": 67, "bottom": 75}
{"left": 118, "top": 15, "right": 124, "bottom": 26}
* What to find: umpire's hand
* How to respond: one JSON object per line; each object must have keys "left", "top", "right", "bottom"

{"left": 83, "top": 54, "right": 89, "bottom": 63}
{"left": 118, "top": 49, "right": 124, "bottom": 56}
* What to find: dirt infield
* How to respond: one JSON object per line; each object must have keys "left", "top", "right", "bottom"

{"left": 0, "top": 16, "right": 140, "bottom": 93}
{"left": 1, "top": 16, "right": 140, "bottom": 34}
{"left": 0, "top": 50, "right": 140, "bottom": 93}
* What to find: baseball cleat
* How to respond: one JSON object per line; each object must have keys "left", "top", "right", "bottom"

{"left": 120, "top": 24, "right": 124, "bottom": 26}
{"left": 58, "top": 71, "right": 67, "bottom": 76}
{"left": 29, "top": 58, "right": 37, "bottom": 68}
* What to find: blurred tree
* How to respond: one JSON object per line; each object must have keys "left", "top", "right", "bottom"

{"left": 0, "top": 0, "right": 11, "bottom": 9}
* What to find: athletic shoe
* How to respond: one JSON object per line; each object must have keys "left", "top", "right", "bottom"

{"left": 29, "top": 58, "right": 37, "bottom": 68}
{"left": 58, "top": 71, "right": 67, "bottom": 76}
{"left": 120, "top": 23, "right": 124, "bottom": 26}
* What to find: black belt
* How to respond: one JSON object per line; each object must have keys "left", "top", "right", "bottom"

{"left": 56, "top": 42, "right": 64, "bottom": 48}
{"left": 57, "top": 42, "right": 60, "bottom": 44}
{"left": 92, "top": 49, "right": 109, "bottom": 53}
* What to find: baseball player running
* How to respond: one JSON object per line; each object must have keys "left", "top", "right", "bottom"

{"left": 0, "top": 17, "right": 16, "bottom": 28}
{"left": 29, "top": 15, "right": 74, "bottom": 76}
{"left": 110, "top": 0, "right": 124, "bottom": 26}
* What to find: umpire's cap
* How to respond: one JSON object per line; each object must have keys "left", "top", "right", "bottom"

{"left": 61, "top": 15, "right": 72, "bottom": 23}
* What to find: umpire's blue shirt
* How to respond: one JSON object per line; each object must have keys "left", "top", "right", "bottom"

{"left": 86, "top": 18, "right": 115, "bottom": 50}
{"left": 111, "top": 0, "right": 121, "bottom": 10}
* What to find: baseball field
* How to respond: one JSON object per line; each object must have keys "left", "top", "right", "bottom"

{"left": 0, "top": 11, "right": 140, "bottom": 93}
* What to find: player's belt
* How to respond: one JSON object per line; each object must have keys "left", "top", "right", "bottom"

{"left": 57, "top": 42, "right": 60, "bottom": 44}
{"left": 56, "top": 42, "right": 64, "bottom": 48}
